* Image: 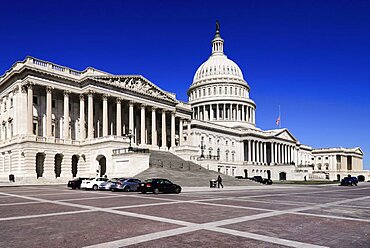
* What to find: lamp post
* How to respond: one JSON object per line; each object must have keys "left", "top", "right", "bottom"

{"left": 127, "top": 129, "right": 134, "bottom": 151}
{"left": 200, "top": 140, "right": 206, "bottom": 159}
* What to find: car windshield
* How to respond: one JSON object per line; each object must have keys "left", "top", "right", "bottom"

{"left": 145, "top": 179, "right": 153, "bottom": 183}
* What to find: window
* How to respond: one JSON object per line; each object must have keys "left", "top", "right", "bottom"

{"left": 318, "top": 157, "right": 321, "bottom": 160}
{"left": 226, "top": 140, "right": 228, "bottom": 146}
{"left": 208, "top": 88, "right": 211, "bottom": 95}
{"left": 209, "top": 137, "right": 211, "bottom": 143}
{"left": 225, "top": 87, "right": 227, "bottom": 94}
{"left": 219, "top": 87, "right": 221, "bottom": 94}
{"left": 3, "top": 102, "right": 6, "bottom": 112}
{"left": 232, "top": 153, "right": 235, "bottom": 162}
{"left": 232, "top": 141, "right": 234, "bottom": 147}
{"left": 203, "top": 88, "right": 206, "bottom": 96}
{"left": 10, "top": 98, "right": 13, "bottom": 108}
{"left": 214, "top": 87, "right": 216, "bottom": 95}
{"left": 325, "top": 157, "right": 328, "bottom": 160}
{"left": 33, "top": 96, "right": 38, "bottom": 105}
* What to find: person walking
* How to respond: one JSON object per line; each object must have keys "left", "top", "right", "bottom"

{"left": 217, "top": 175, "right": 223, "bottom": 188}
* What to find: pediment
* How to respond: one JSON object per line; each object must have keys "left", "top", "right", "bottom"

{"left": 90, "top": 75, "right": 176, "bottom": 103}
{"left": 275, "top": 129, "right": 297, "bottom": 142}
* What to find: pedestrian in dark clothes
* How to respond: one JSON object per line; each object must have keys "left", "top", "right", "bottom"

{"left": 217, "top": 175, "right": 223, "bottom": 188}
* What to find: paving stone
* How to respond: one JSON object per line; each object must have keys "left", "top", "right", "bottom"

{"left": 128, "top": 230, "right": 289, "bottom": 248}
{"left": 222, "top": 213, "right": 370, "bottom": 247}
{"left": 122, "top": 202, "right": 266, "bottom": 224}
{"left": 0, "top": 212, "right": 179, "bottom": 248}
{"left": 0, "top": 202, "right": 83, "bottom": 218}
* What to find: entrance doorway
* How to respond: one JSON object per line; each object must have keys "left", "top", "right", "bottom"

{"left": 96, "top": 155, "right": 106, "bottom": 177}
{"left": 36, "top": 153, "right": 45, "bottom": 178}
{"left": 267, "top": 170, "right": 271, "bottom": 180}
{"left": 72, "top": 155, "right": 79, "bottom": 177}
{"left": 279, "top": 172, "right": 286, "bottom": 181}
{"left": 244, "top": 169, "right": 248, "bottom": 179}
{"left": 54, "top": 154, "right": 63, "bottom": 178}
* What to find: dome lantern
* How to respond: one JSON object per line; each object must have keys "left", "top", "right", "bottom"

{"left": 212, "top": 20, "right": 224, "bottom": 55}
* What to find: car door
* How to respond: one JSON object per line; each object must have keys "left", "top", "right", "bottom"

{"left": 163, "top": 179, "right": 173, "bottom": 193}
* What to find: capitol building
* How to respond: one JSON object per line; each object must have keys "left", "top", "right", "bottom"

{"left": 0, "top": 24, "right": 368, "bottom": 183}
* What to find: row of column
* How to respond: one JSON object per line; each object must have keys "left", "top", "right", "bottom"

{"left": 26, "top": 83, "right": 186, "bottom": 148}
{"left": 193, "top": 103, "right": 255, "bottom": 123}
{"left": 246, "top": 140, "right": 296, "bottom": 165}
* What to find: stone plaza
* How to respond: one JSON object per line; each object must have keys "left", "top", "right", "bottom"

{"left": 0, "top": 183, "right": 369, "bottom": 247}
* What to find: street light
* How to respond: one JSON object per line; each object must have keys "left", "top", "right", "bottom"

{"left": 200, "top": 140, "right": 206, "bottom": 159}
{"left": 127, "top": 129, "right": 134, "bottom": 151}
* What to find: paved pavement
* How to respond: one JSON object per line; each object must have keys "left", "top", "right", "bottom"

{"left": 0, "top": 183, "right": 369, "bottom": 247}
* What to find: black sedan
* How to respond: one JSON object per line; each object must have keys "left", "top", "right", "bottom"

{"left": 67, "top": 177, "right": 90, "bottom": 189}
{"left": 138, "top": 178, "right": 181, "bottom": 194}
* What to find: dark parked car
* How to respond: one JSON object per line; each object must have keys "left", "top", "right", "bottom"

{"left": 262, "top": 178, "right": 273, "bottom": 185}
{"left": 67, "top": 177, "right": 90, "bottom": 189}
{"left": 111, "top": 178, "right": 141, "bottom": 192}
{"left": 138, "top": 178, "right": 181, "bottom": 194}
{"left": 253, "top": 176, "right": 263, "bottom": 183}
{"left": 340, "top": 177, "right": 358, "bottom": 186}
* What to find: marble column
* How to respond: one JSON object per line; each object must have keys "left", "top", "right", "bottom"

{"left": 171, "top": 111, "right": 175, "bottom": 148}
{"left": 79, "top": 94, "right": 85, "bottom": 140}
{"left": 179, "top": 118, "right": 183, "bottom": 146}
{"left": 151, "top": 107, "right": 157, "bottom": 146}
{"left": 27, "top": 83, "right": 33, "bottom": 135}
{"left": 87, "top": 91, "right": 94, "bottom": 139}
{"left": 116, "top": 98, "right": 122, "bottom": 136}
{"left": 271, "top": 142, "right": 275, "bottom": 165}
{"left": 63, "top": 90, "right": 70, "bottom": 139}
{"left": 129, "top": 101, "right": 134, "bottom": 133}
{"left": 140, "top": 104, "right": 146, "bottom": 145}
{"left": 187, "top": 121, "right": 192, "bottom": 145}
{"left": 161, "top": 110, "right": 166, "bottom": 149}
{"left": 102, "top": 94, "right": 108, "bottom": 136}
{"left": 46, "top": 86, "right": 52, "bottom": 137}
{"left": 241, "top": 105, "right": 245, "bottom": 122}
{"left": 216, "top": 104, "right": 219, "bottom": 120}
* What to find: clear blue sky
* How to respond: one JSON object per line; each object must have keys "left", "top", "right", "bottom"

{"left": 1, "top": 0, "right": 369, "bottom": 169}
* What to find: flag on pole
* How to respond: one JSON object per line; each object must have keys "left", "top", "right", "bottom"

{"left": 276, "top": 115, "right": 281, "bottom": 127}
{"left": 276, "top": 105, "right": 281, "bottom": 127}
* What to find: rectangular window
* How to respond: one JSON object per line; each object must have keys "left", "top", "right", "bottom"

{"left": 10, "top": 98, "right": 13, "bottom": 108}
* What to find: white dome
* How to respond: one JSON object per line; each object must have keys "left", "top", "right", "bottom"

{"left": 193, "top": 54, "right": 244, "bottom": 83}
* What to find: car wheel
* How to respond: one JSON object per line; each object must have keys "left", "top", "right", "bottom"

{"left": 71, "top": 186, "right": 76, "bottom": 190}
{"left": 174, "top": 187, "right": 181, "bottom": 194}
{"left": 92, "top": 185, "right": 98, "bottom": 190}
{"left": 354, "top": 183, "right": 358, "bottom": 186}
{"left": 153, "top": 188, "right": 159, "bottom": 194}
{"left": 123, "top": 186, "right": 130, "bottom": 192}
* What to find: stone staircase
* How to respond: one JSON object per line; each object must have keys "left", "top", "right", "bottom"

{"left": 134, "top": 150, "right": 259, "bottom": 187}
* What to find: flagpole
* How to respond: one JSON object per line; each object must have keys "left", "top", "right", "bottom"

{"left": 279, "top": 105, "right": 281, "bottom": 128}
